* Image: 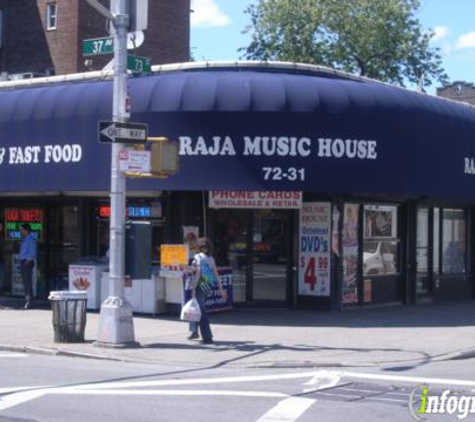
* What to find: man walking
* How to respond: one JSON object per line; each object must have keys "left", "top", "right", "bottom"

{"left": 19, "top": 224, "right": 37, "bottom": 309}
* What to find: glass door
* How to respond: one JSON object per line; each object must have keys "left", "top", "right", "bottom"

{"left": 46, "top": 205, "right": 79, "bottom": 292}
{"left": 214, "top": 210, "right": 250, "bottom": 303}
{"left": 251, "top": 210, "right": 290, "bottom": 302}
{"left": 416, "top": 207, "right": 433, "bottom": 300}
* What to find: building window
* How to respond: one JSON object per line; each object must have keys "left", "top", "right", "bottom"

{"left": 442, "top": 209, "right": 466, "bottom": 274}
{"left": 46, "top": 3, "right": 57, "bottom": 30}
{"left": 363, "top": 205, "right": 400, "bottom": 276}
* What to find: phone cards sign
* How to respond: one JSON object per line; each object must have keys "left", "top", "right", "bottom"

{"left": 299, "top": 202, "right": 331, "bottom": 296}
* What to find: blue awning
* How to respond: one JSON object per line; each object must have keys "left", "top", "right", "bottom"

{"left": 1, "top": 63, "right": 475, "bottom": 200}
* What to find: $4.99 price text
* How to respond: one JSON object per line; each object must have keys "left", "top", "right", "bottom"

{"left": 301, "top": 255, "right": 329, "bottom": 291}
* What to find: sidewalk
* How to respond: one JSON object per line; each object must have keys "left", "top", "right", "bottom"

{"left": 1, "top": 297, "right": 475, "bottom": 369}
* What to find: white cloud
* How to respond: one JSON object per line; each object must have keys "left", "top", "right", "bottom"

{"left": 432, "top": 26, "right": 449, "bottom": 41}
{"left": 191, "top": 0, "right": 231, "bottom": 28}
{"left": 456, "top": 31, "right": 475, "bottom": 50}
{"left": 441, "top": 42, "right": 452, "bottom": 56}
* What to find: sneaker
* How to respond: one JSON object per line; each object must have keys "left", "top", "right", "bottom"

{"left": 201, "top": 338, "right": 213, "bottom": 345}
{"left": 187, "top": 332, "right": 199, "bottom": 340}
{"left": 24, "top": 300, "right": 33, "bottom": 310}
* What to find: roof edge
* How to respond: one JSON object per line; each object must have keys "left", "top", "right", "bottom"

{"left": 0, "top": 60, "right": 472, "bottom": 111}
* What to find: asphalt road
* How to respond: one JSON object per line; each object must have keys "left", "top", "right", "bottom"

{"left": 1, "top": 351, "right": 475, "bottom": 422}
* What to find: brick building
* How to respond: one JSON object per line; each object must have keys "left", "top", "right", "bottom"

{"left": 0, "top": 0, "right": 190, "bottom": 78}
{"left": 437, "top": 81, "right": 475, "bottom": 106}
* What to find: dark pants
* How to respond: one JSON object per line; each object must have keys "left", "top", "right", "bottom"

{"left": 20, "top": 260, "right": 34, "bottom": 299}
{"left": 189, "top": 287, "right": 212, "bottom": 341}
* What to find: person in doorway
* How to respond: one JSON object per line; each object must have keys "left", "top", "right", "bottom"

{"left": 188, "top": 237, "right": 227, "bottom": 344}
{"left": 19, "top": 223, "right": 37, "bottom": 309}
{"left": 0, "top": 223, "right": 4, "bottom": 295}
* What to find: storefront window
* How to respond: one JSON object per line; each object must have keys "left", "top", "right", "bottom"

{"left": 363, "top": 205, "right": 399, "bottom": 276}
{"left": 342, "top": 204, "right": 359, "bottom": 304}
{"left": 442, "top": 209, "right": 466, "bottom": 274}
{"left": 252, "top": 210, "right": 288, "bottom": 301}
{"left": 214, "top": 210, "right": 248, "bottom": 302}
{"left": 416, "top": 208, "right": 429, "bottom": 274}
{"left": 433, "top": 208, "right": 440, "bottom": 274}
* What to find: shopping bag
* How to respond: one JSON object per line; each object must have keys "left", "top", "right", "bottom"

{"left": 180, "top": 298, "right": 201, "bottom": 322}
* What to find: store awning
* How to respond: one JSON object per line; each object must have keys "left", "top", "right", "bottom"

{"left": 1, "top": 62, "right": 475, "bottom": 200}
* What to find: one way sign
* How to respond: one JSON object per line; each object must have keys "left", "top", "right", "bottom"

{"left": 99, "top": 121, "right": 148, "bottom": 144}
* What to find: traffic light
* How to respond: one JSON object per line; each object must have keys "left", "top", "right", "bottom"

{"left": 124, "top": 136, "right": 179, "bottom": 179}
{"left": 149, "top": 137, "right": 180, "bottom": 175}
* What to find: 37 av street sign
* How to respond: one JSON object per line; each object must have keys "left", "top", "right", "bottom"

{"left": 99, "top": 122, "right": 148, "bottom": 144}
{"left": 83, "top": 36, "right": 114, "bottom": 56}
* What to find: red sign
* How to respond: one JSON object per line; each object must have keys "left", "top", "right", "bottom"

{"left": 99, "top": 206, "right": 111, "bottom": 218}
{"left": 5, "top": 208, "right": 44, "bottom": 241}
{"left": 5, "top": 208, "right": 43, "bottom": 222}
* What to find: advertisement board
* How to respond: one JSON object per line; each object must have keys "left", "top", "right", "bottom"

{"left": 209, "top": 191, "right": 302, "bottom": 209}
{"left": 5, "top": 208, "right": 43, "bottom": 241}
{"left": 364, "top": 205, "right": 398, "bottom": 239}
{"left": 68, "top": 264, "right": 107, "bottom": 310}
{"left": 298, "top": 202, "right": 331, "bottom": 297}
{"left": 160, "top": 244, "right": 189, "bottom": 267}
{"left": 183, "top": 267, "right": 233, "bottom": 313}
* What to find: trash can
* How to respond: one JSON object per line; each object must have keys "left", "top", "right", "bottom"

{"left": 48, "top": 291, "right": 88, "bottom": 343}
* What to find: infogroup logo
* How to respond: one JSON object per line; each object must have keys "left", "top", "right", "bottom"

{"left": 409, "top": 385, "right": 475, "bottom": 420}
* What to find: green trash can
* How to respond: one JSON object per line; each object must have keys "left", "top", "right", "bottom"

{"left": 48, "top": 291, "right": 87, "bottom": 343}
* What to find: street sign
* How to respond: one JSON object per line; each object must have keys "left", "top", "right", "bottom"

{"left": 127, "top": 55, "right": 151, "bottom": 74}
{"left": 118, "top": 150, "right": 151, "bottom": 173}
{"left": 83, "top": 36, "right": 114, "bottom": 56}
{"left": 99, "top": 122, "right": 148, "bottom": 144}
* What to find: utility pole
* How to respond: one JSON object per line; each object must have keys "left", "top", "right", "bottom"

{"left": 93, "top": 0, "right": 137, "bottom": 347}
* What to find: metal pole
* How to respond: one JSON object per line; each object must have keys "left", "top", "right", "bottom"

{"left": 96, "top": 0, "right": 137, "bottom": 347}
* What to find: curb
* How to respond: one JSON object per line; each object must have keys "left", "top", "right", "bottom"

{"left": 3, "top": 342, "right": 475, "bottom": 367}
{"left": 0, "top": 344, "right": 124, "bottom": 362}
{"left": 440, "top": 348, "right": 475, "bottom": 361}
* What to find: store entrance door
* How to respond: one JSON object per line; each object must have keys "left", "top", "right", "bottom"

{"left": 416, "top": 207, "right": 434, "bottom": 302}
{"left": 214, "top": 209, "right": 293, "bottom": 306}
{"left": 251, "top": 210, "right": 290, "bottom": 302}
{"left": 45, "top": 205, "right": 80, "bottom": 292}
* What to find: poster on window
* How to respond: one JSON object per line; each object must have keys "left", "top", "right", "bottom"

{"left": 299, "top": 202, "right": 331, "bottom": 297}
{"left": 183, "top": 226, "right": 200, "bottom": 256}
{"left": 342, "top": 204, "right": 359, "bottom": 304}
{"left": 364, "top": 205, "right": 397, "bottom": 239}
{"left": 183, "top": 267, "right": 233, "bottom": 313}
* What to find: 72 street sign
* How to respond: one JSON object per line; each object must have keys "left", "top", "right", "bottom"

{"left": 83, "top": 36, "right": 114, "bottom": 56}
{"left": 99, "top": 122, "right": 148, "bottom": 144}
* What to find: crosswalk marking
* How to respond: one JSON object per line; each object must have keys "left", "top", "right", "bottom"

{"left": 0, "top": 386, "right": 49, "bottom": 395}
{"left": 54, "top": 389, "right": 288, "bottom": 398}
{"left": 0, "top": 390, "right": 47, "bottom": 412}
{"left": 2, "top": 369, "right": 475, "bottom": 416}
{"left": 0, "top": 353, "right": 26, "bottom": 358}
{"left": 257, "top": 397, "right": 316, "bottom": 422}
{"left": 74, "top": 370, "right": 327, "bottom": 390}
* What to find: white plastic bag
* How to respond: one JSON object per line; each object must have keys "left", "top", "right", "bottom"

{"left": 180, "top": 298, "right": 201, "bottom": 322}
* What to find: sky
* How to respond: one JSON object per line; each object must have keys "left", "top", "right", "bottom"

{"left": 190, "top": 0, "right": 475, "bottom": 93}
